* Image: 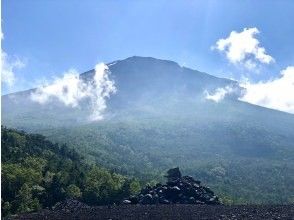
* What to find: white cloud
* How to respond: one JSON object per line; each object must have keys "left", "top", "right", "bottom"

{"left": 240, "top": 66, "right": 294, "bottom": 114}
{"left": 205, "top": 66, "right": 294, "bottom": 114}
{"left": 30, "top": 69, "right": 82, "bottom": 107}
{"left": 90, "top": 63, "right": 117, "bottom": 120}
{"left": 1, "top": 50, "right": 25, "bottom": 87}
{"left": 204, "top": 86, "right": 234, "bottom": 102}
{"left": 212, "top": 27, "right": 274, "bottom": 69}
{"left": 31, "top": 63, "right": 116, "bottom": 121}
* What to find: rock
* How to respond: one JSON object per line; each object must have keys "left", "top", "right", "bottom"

{"left": 166, "top": 186, "right": 180, "bottom": 198}
{"left": 182, "top": 175, "right": 194, "bottom": 182}
{"left": 183, "top": 175, "right": 201, "bottom": 185}
{"left": 193, "top": 183, "right": 200, "bottom": 188}
{"left": 52, "top": 199, "right": 89, "bottom": 211}
{"left": 159, "top": 197, "right": 170, "bottom": 204}
{"left": 153, "top": 194, "right": 159, "bottom": 204}
{"left": 188, "top": 197, "right": 196, "bottom": 204}
{"left": 156, "top": 183, "right": 162, "bottom": 187}
{"left": 203, "top": 186, "right": 213, "bottom": 194}
{"left": 122, "top": 200, "right": 132, "bottom": 204}
{"left": 171, "top": 186, "right": 181, "bottom": 194}
{"left": 140, "top": 194, "right": 153, "bottom": 205}
{"left": 141, "top": 185, "right": 151, "bottom": 194}
{"left": 129, "top": 196, "right": 139, "bottom": 204}
{"left": 208, "top": 196, "right": 219, "bottom": 204}
{"left": 167, "top": 180, "right": 178, "bottom": 187}
{"left": 165, "top": 167, "right": 182, "bottom": 182}
{"left": 196, "top": 200, "right": 205, "bottom": 204}
{"left": 122, "top": 167, "right": 221, "bottom": 205}
{"left": 149, "top": 190, "right": 155, "bottom": 195}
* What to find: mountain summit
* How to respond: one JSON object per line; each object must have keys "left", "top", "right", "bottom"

{"left": 2, "top": 56, "right": 242, "bottom": 126}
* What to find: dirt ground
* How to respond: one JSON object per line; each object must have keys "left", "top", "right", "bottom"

{"left": 9, "top": 204, "right": 294, "bottom": 220}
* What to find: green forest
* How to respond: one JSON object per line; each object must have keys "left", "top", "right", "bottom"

{"left": 2, "top": 124, "right": 294, "bottom": 218}
{"left": 42, "top": 120, "right": 294, "bottom": 205}
{"left": 1, "top": 127, "right": 141, "bottom": 217}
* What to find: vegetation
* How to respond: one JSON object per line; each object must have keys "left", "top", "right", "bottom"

{"left": 2, "top": 57, "right": 294, "bottom": 214}
{"left": 1, "top": 127, "right": 140, "bottom": 217}
{"left": 1, "top": 123, "right": 294, "bottom": 217}
{"left": 42, "top": 119, "right": 294, "bottom": 205}
{"left": 2, "top": 116, "right": 294, "bottom": 217}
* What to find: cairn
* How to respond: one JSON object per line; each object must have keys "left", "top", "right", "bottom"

{"left": 123, "top": 167, "right": 220, "bottom": 205}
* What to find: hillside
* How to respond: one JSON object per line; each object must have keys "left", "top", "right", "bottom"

{"left": 1, "top": 127, "right": 140, "bottom": 217}
{"left": 2, "top": 56, "right": 294, "bottom": 204}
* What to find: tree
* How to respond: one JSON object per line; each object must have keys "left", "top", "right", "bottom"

{"left": 66, "top": 184, "right": 81, "bottom": 199}
{"left": 16, "top": 183, "right": 41, "bottom": 213}
{"left": 129, "top": 179, "right": 141, "bottom": 195}
{"left": 46, "top": 175, "right": 65, "bottom": 207}
{"left": 2, "top": 201, "right": 11, "bottom": 217}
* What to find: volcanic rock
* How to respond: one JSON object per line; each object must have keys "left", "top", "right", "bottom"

{"left": 123, "top": 168, "right": 221, "bottom": 205}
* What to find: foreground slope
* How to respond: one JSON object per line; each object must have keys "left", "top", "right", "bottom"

{"left": 1, "top": 127, "right": 139, "bottom": 217}
{"left": 11, "top": 203, "right": 294, "bottom": 220}
{"left": 2, "top": 56, "right": 294, "bottom": 203}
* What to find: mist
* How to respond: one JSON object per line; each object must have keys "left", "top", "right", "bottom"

{"left": 30, "top": 63, "right": 116, "bottom": 121}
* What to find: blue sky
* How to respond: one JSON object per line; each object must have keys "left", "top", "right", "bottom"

{"left": 2, "top": 0, "right": 294, "bottom": 97}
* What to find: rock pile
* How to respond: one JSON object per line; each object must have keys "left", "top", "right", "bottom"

{"left": 123, "top": 167, "right": 220, "bottom": 205}
{"left": 52, "top": 199, "right": 89, "bottom": 212}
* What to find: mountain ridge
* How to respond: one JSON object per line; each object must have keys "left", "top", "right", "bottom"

{"left": 3, "top": 56, "right": 293, "bottom": 117}
{"left": 3, "top": 56, "right": 235, "bottom": 96}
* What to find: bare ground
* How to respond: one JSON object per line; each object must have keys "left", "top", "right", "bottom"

{"left": 9, "top": 204, "right": 294, "bottom": 220}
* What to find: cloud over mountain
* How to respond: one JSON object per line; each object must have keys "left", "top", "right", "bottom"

{"left": 31, "top": 63, "right": 116, "bottom": 120}
{"left": 204, "top": 86, "right": 234, "bottom": 103}
{"left": 240, "top": 66, "right": 294, "bottom": 114}
{"left": 205, "top": 66, "right": 294, "bottom": 114}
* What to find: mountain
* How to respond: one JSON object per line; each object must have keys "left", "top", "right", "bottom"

{"left": 2, "top": 56, "right": 294, "bottom": 204}
{"left": 2, "top": 56, "right": 241, "bottom": 128}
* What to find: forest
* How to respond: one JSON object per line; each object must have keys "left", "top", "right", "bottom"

{"left": 2, "top": 124, "right": 294, "bottom": 217}
{"left": 42, "top": 120, "right": 294, "bottom": 205}
{"left": 1, "top": 127, "right": 141, "bottom": 217}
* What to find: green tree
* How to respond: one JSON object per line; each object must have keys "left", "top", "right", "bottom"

{"left": 66, "top": 184, "right": 82, "bottom": 199}
{"left": 2, "top": 201, "right": 11, "bottom": 217}
{"left": 16, "top": 183, "right": 41, "bottom": 213}
{"left": 129, "top": 179, "right": 141, "bottom": 195}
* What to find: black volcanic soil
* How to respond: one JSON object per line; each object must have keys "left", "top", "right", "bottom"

{"left": 9, "top": 204, "right": 294, "bottom": 220}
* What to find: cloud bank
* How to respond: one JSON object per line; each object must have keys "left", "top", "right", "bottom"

{"left": 1, "top": 50, "right": 25, "bottom": 87}
{"left": 31, "top": 63, "right": 116, "bottom": 120}
{"left": 205, "top": 66, "right": 294, "bottom": 114}
{"left": 204, "top": 86, "right": 234, "bottom": 103}
{"left": 240, "top": 66, "right": 294, "bottom": 114}
{"left": 212, "top": 27, "right": 274, "bottom": 69}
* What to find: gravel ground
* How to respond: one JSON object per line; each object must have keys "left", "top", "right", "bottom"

{"left": 8, "top": 204, "right": 294, "bottom": 220}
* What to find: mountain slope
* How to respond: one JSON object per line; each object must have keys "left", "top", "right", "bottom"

{"left": 1, "top": 127, "right": 140, "bottom": 217}
{"left": 2, "top": 56, "right": 294, "bottom": 203}
{"left": 2, "top": 56, "right": 240, "bottom": 128}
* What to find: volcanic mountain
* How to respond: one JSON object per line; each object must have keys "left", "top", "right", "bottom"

{"left": 2, "top": 56, "right": 294, "bottom": 203}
